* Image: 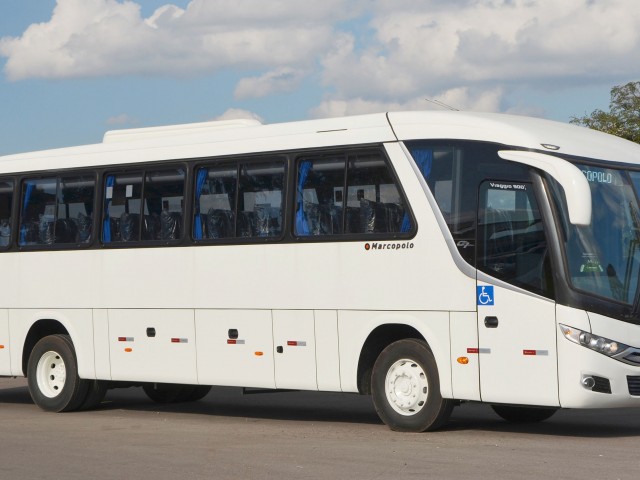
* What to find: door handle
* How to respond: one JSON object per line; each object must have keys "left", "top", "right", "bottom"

{"left": 484, "top": 316, "right": 499, "bottom": 328}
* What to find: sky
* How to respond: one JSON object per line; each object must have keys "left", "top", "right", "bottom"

{"left": 0, "top": 0, "right": 639, "bottom": 156}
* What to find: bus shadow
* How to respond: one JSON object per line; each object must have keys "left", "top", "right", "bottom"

{"left": 2, "top": 383, "right": 640, "bottom": 437}
{"left": 99, "top": 386, "right": 383, "bottom": 426}
{"left": 0, "top": 385, "right": 32, "bottom": 404}
{"left": 446, "top": 403, "right": 640, "bottom": 438}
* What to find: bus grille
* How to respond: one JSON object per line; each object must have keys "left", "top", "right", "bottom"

{"left": 627, "top": 376, "right": 640, "bottom": 396}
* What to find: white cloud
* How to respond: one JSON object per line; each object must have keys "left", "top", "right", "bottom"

{"left": 234, "top": 67, "right": 307, "bottom": 99}
{"left": 213, "top": 108, "right": 264, "bottom": 123}
{"left": 318, "top": 0, "right": 640, "bottom": 115}
{"left": 0, "top": 0, "right": 353, "bottom": 80}
{"left": 2, "top": 0, "right": 639, "bottom": 119}
{"left": 106, "top": 113, "right": 138, "bottom": 125}
{"left": 311, "top": 87, "right": 504, "bottom": 118}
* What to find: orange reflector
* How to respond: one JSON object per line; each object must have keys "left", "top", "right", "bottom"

{"left": 0, "top": 345, "right": 4, "bottom": 349}
{"left": 457, "top": 357, "right": 469, "bottom": 365}
{"left": 255, "top": 351, "right": 264, "bottom": 356}
{"left": 124, "top": 347, "right": 133, "bottom": 353}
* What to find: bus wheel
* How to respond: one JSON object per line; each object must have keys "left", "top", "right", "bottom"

{"left": 143, "top": 383, "right": 189, "bottom": 403}
{"left": 186, "top": 385, "right": 212, "bottom": 402}
{"left": 78, "top": 380, "right": 108, "bottom": 411}
{"left": 491, "top": 405, "right": 557, "bottom": 423}
{"left": 27, "top": 334, "right": 89, "bottom": 413}
{"left": 372, "top": 339, "right": 453, "bottom": 432}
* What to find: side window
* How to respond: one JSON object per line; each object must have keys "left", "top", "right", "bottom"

{"left": 295, "top": 151, "right": 411, "bottom": 237}
{"left": 20, "top": 178, "right": 57, "bottom": 246}
{"left": 57, "top": 175, "right": 95, "bottom": 244}
{"left": 143, "top": 169, "right": 185, "bottom": 241}
{"left": 345, "top": 153, "right": 409, "bottom": 234}
{"left": 103, "top": 172, "right": 143, "bottom": 243}
{"left": 103, "top": 169, "right": 184, "bottom": 243}
{"left": 0, "top": 180, "right": 14, "bottom": 248}
{"left": 295, "top": 156, "right": 346, "bottom": 235}
{"left": 20, "top": 175, "right": 95, "bottom": 246}
{"left": 194, "top": 159, "right": 284, "bottom": 240}
{"left": 194, "top": 164, "right": 237, "bottom": 240}
{"left": 478, "top": 181, "right": 551, "bottom": 296}
{"left": 238, "top": 161, "right": 284, "bottom": 237}
{"left": 406, "top": 142, "right": 530, "bottom": 265}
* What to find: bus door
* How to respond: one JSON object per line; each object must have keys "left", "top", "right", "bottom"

{"left": 475, "top": 180, "right": 559, "bottom": 407}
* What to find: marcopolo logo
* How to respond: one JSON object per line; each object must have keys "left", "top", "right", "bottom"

{"left": 365, "top": 241, "right": 415, "bottom": 251}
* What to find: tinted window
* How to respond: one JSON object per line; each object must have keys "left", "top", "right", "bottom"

{"left": 406, "top": 142, "right": 530, "bottom": 264}
{"left": 20, "top": 175, "right": 95, "bottom": 246}
{"left": 103, "top": 169, "right": 185, "bottom": 243}
{"left": 295, "top": 151, "right": 411, "bottom": 237}
{"left": 478, "top": 181, "right": 552, "bottom": 296}
{"left": 193, "top": 159, "right": 285, "bottom": 240}
{"left": 0, "top": 180, "right": 13, "bottom": 248}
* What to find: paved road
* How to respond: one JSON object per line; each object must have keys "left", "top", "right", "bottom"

{"left": 0, "top": 377, "right": 639, "bottom": 480}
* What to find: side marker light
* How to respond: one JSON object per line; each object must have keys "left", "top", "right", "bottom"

{"left": 124, "top": 347, "right": 133, "bottom": 353}
{"left": 457, "top": 357, "right": 469, "bottom": 364}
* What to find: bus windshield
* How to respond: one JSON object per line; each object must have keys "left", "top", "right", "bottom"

{"left": 551, "top": 164, "right": 640, "bottom": 305}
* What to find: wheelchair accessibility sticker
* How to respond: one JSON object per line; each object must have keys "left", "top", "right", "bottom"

{"left": 477, "top": 286, "right": 494, "bottom": 306}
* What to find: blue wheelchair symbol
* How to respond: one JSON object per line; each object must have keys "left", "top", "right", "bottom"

{"left": 477, "top": 286, "right": 494, "bottom": 306}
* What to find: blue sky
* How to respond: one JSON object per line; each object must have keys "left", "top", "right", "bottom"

{"left": 1, "top": 0, "right": 639, "bottom": 156}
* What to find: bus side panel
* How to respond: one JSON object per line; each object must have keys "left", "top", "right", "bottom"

{"left": 8, "top": 309, "right": 95, "bottom": 379}
{"left": 93, "top": 309, "right": 111, "bottom": 380}
{"left": 195, "top": 309, "right": 275, "bottom": 389}
{"left": 449, "top": 311, "right": 480, "bottom": 401}
{"left": 0, "top": 309, "right": 10, "bottom": 375}
{"left": 273, "top": 310, "right": 317, "bottom": 390}
{"left": 108, "top": 309, "right": 197, "bottom": 383}
{"left": 337, "top": 311, "right": 451, "bottom": 397}
{"left": 314, "top": 310, "right": 341, "bottom": 392}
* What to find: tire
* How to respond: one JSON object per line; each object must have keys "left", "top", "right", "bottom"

{"left": 186, "top": 385, "right": 211, "bottom": 402}
{"left": 78, "top": 380, "right": 108, "bottom": 411}
{"left": 491, "top": 405, "right": 557, "bottom": 423}
{"left": 27, "top": 334, "right": 90, "bottom": 413}
{"left": 371, "top": 338, "right": 454, "bottom": 432}
{"left": 143, "top": 383, "right": 190, "bottom": 403}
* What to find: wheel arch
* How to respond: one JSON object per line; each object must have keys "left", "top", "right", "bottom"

{"left": 356, "top": 323, "right": 425, "bottom": 395}
{"left": 22, "top": 319, "right": 69, "bottom": 376}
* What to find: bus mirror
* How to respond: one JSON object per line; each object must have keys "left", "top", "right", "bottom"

{"left": 498, "top": 150, "right": 592, "bottom": 226}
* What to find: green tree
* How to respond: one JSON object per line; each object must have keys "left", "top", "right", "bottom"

{"left": 570, "top": 81, "right": 640, "bottom": 144}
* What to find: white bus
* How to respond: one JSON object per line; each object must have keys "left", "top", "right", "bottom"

{"left": 1, "top": 111, "right": 640, "bottom": 432}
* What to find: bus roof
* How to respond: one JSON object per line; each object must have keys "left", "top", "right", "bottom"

{"left": 1, "top": 111, "right": 639, "bottom": 174}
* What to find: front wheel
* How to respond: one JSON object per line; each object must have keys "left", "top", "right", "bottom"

{"left": 27, "top": 334, "right": 89, "bottom": 412}
{"left": 371, "top": 339, "right": 454, "bottom": 432}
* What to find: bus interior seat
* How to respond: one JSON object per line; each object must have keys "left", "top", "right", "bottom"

{"left": 0, "top": 218, "right": 10, "bottom": 246}
{"left": 120, "top": 212, "right": 140, "bottom": 241}
{"left": 73, "top": 212, "right": 92, "bottom": 243}
{"left": 205, "top": 209, "right": 233, "bottom": 239}
{"left": 54, "top": 218, "right": 78, "bottom": 244}
{"left": 160, "top": 211, "right": 181, "bottom": 240}
{"left": 238, "top": 211, "right": 256, "bottom": 237}
{"left": 142, "top": 214, "right": 160, "bottom": 240}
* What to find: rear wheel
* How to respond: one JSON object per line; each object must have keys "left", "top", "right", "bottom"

{"left": 371, "top": 338, "right": 454, "bottom": 432}
{"left": 27, "top": 334, "right": 89, "bottom": 412}
{"left": 186, "top": 385, "right": 212, "bottom": 402}
{"left": 78, "top": 380, "right": 108, "bottom": 411}
{"left": 491, "top": 405, "right": 557, "bottom": 423}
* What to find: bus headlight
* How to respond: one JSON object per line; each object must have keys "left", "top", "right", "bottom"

{"left": 559, "top": 324, "right": 630, "bottom": 358}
